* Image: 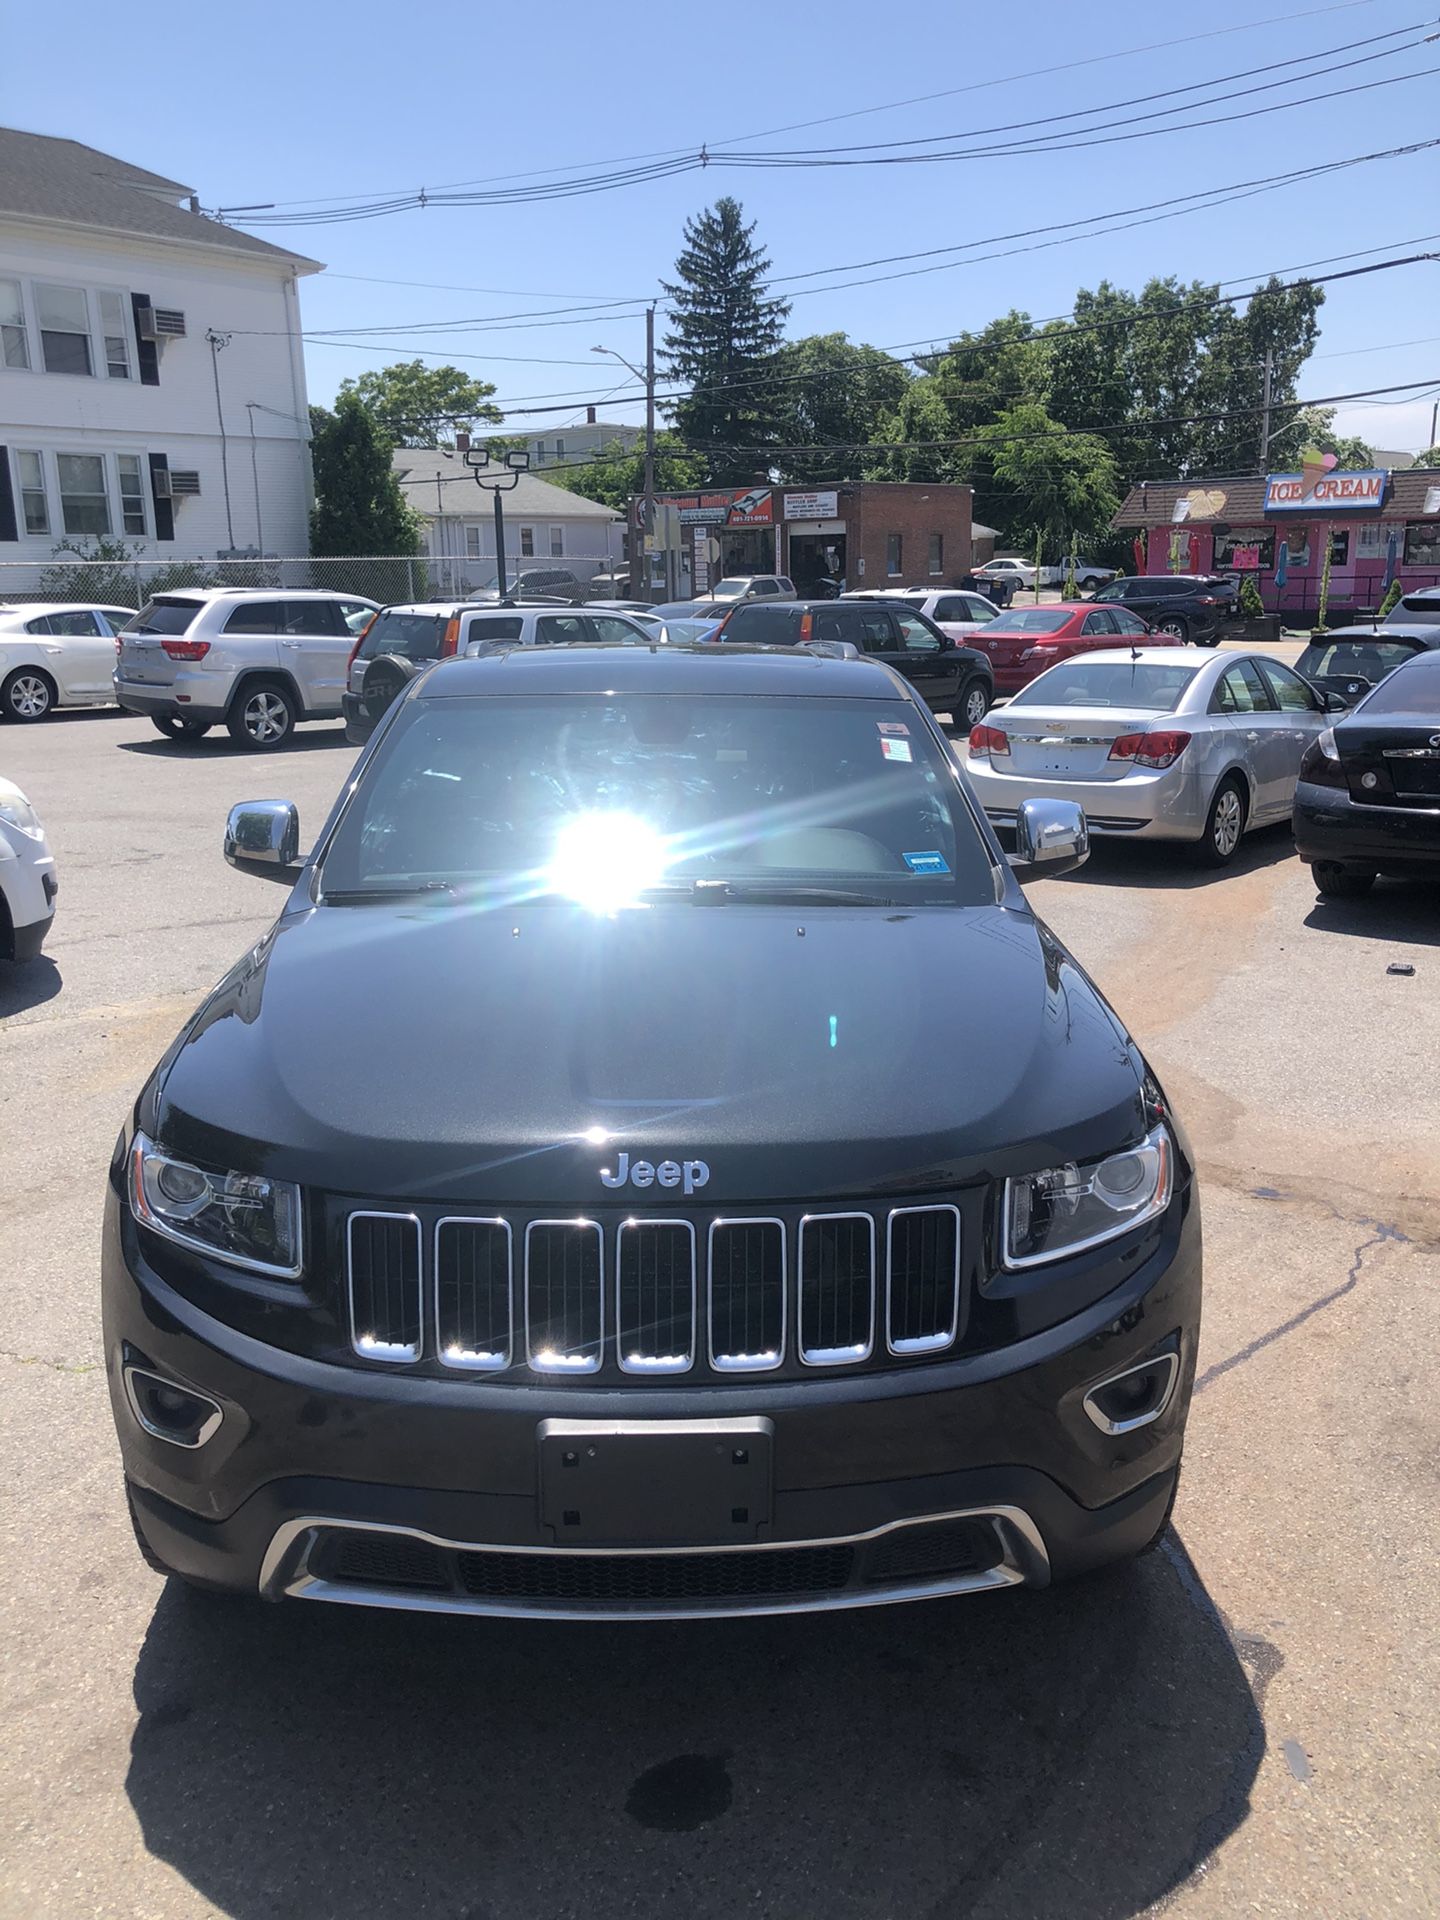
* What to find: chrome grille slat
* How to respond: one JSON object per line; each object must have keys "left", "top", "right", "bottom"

{"left": 347, "top": 1211, "right": 423, "bottom": 1362}
{"left": 435, "top": 1217, "right": 512, "bottom": 1370}
{"left": 798, "top": 1212, "right": 875, "bottom": 1366}
{"left": 887, "top": 1205, "right": 962, "bottom": 1355}
{"left": 617, "top": 1220, "right": 696, "bottom": 1373}
{"left": 525, "top": 1219, "right": 604, "bottom": 1373}
{"left": 708, "top": 1218, "right": 786, "bottom": 1372}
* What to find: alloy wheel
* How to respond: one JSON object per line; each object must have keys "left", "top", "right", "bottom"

{"left": 1212, "top": 786, "right": 1243, "bottom": 857}
{"left": 243, "top": 691, "right": 290, "bottom": 744}
{"left": 964, "top": 684, "right": 989, "bottom": 727}
{"left": 7, "top": 673, "right": 52, "bottom": 719}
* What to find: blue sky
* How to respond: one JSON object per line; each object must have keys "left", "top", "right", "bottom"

{"left": 14, "top": 0, "right": 1440, "bottom": 455}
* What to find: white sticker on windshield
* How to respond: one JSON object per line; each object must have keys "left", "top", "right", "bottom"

{"left": 881, "top": 737, "right": 913, "bottom": 763}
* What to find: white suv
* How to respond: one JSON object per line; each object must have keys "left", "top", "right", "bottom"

{"left": 0, "top": 775, "right": 57, "bottom": 963}
{"left": 114, "top": 589, "right": 380, "bottom": 749}
{"left": 344, "top": 602, "right": 656, "bottom": 740}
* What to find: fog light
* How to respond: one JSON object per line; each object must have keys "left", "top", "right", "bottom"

{"left": 123, "top": 1361, "right": 223, "bottom": 1448}
{"left": 1082, "top": 1351, "right": 1179, "bottom": 1435}
{"left": 1361, "top": 771, "right": 1378, "bottom": 790}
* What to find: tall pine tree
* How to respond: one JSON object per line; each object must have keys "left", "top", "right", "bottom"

{"left": 662, "top": 197, "right": 790, "bottom": 486}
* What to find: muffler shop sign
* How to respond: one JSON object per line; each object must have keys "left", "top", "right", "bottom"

{"left": 1265, "top": 469, "right": 1387, "bottom": 512}
{"left": 676, "top": 489, "right": 774, "bottom": 528}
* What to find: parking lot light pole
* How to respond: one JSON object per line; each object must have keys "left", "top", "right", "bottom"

{"left": 464, "top": 446, "right": 530, "bottom": 603}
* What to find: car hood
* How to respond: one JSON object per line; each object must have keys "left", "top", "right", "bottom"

{"left": 151, "top": 897, "right": 1149, "bottom": 1207}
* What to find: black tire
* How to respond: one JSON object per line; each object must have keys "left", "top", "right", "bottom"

{"left": 959, "top": 677, "right": 992, "bottom": 732}
{"left": 361, "top": 653, "right": 420, "bottom": 724}
{"left": 151, "top": 714, "right": 212, "bottom": 741}
{"left": 1195, "top": 776, "right": 1247, "bottom": 867}
{"left": 1, "top": 666, "right": 56, "bottom": 722}
{"left": 1313, "top": 861, "right": 1376, "bottom": 898}
{"left": 226, "top": 678, "right": 297, "bottom": 751}
{"left": 1156, "top": 616, "right": 1189, "bottom": 641}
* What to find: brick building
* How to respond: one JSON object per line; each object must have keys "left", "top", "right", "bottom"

{"left": 629, "top": 481, "right": 974, "bottom": 599}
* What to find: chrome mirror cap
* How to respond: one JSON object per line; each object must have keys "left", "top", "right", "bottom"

{"left": 225, "top": 800, "right": 300, "bottom": 871}
{"left": 1010, "top": 798, "right": 1089, "bottom": 879}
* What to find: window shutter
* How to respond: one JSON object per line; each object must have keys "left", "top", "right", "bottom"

{"left": 130, "top": 292, "right": 160, "bottom": 386}
{"left": 148, "top": 452, "right": 175, "bottom": 541}
{"left": 0, "top": 448, "right": 17, "bottom": 543}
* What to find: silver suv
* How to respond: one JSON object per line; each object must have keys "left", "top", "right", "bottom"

{"left": 114, "top": 589, "right": 379, "bottom": 749}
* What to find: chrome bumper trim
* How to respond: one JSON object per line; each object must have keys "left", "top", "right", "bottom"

{"left": 258, "top": 1504, "right": 1051, "bottom": 1620}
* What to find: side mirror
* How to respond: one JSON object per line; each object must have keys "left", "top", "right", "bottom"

{"left": 1010, "top": 798, "right": 1089, "bottom": 880}
{"left": 225, "top": 800, "right": 301, "bottom": 882}
{"left": 1323, "top": 690, "right": 1350, "bottom": 713}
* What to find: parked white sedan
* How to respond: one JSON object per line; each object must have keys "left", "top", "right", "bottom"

{"left": 842, "top": 588, "right": 999, "bottom": 639}
{"left": 964, "top": 647, "right": 1334, "bottom": 866}
{"left": 0, "top": 602, "right": 134, "bottom": 721}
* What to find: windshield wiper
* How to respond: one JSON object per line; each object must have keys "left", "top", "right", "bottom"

{"left": 321, "top": 881, "right": 457, "bottom": 903}
{"left": 649, "top": 880, "right": 897, "bottom": 907}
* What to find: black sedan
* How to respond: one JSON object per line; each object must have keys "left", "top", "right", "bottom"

{"left": 715, "top": 598, "right": 994, "bottom": 729}
{"left": 1292, "top": 626, "right": 1440, "bottom": 709}
{"left": 1294, "top": 648, "right": 1440, "bottom": 896}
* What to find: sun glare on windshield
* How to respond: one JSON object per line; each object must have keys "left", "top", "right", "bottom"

{"left": 547, "top": 811, "right": 671, "bottom": 913}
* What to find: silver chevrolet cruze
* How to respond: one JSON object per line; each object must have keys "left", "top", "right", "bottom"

{"left": 963, "top": 647, "right": 1335, "bottom": 865}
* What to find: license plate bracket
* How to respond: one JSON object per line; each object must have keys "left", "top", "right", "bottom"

{"left": 538, "top": 1417, "right": 773, "bottom": 1545}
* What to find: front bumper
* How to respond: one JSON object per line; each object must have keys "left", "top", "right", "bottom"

{"left": 106, "top": 1181, "right": 1200, "bottom": 1615}
{"left": 1294, "top": 782, "right": 1440, "bottom": 874}
{"left": 1, "top": 842, "right": 57, "bottom": 958}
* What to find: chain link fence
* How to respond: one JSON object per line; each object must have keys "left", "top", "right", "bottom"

{"left": 0, "top": 553, "right": 616, "bottom": 611}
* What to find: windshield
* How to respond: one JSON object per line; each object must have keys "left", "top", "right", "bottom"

{"left": 1354, "top": 662, "right": 1440, "bottom": 716}
{"left": 123, "top": 598, "right": 202, "bottom": 636}
{"left": 356, "top": 611, "right": 447, "bottom": 663}
{"left": 1010, "top": 660, "right": 1200, "bottom": 709}
{"left": 991, "top": 610, "right": 1073, "bottom": 635}
{"left": 1296, "top": 640, "right": 1420, "bottom": 680}
{"left": 319, "top": 692, "right": 996, "bottom": 907}
{"left": 722, "top": 605, "right": 804, "bottom": 643}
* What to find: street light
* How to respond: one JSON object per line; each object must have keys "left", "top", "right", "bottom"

{"left": 593, "top": 303, "right": 659, "bottom": 596}
{"left": 464, "top": 445, "right": 530, "bottom": 604}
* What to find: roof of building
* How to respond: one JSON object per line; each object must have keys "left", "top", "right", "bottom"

{"left": 391, "top": 452, "right": 621, "bottom": 520}
{"left": 0, "top": 128, "right": 321, "bottom": 270}
{"left": 1112, "top": 467, "right": 1440, "bottom": 528}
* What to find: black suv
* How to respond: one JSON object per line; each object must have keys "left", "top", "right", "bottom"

{"left": 1093, "top": 576, "right": 1235, "bottom": 645}
{"left": 106, "top": 642, "right": 1199, "bottom": 1619}
{"left": 718, "top": 597, "right": 994, "bottom": 730}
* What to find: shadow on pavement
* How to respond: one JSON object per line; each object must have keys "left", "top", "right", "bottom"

{"left": 126, "top": 1535, "right": 1262, "bottom": 1919}
{"left": 116, "top": 726, "right": 355, "bottom": 760}
{"left": 1303, "top": 879, "right": 1440, "bottom": 947}
{"left": 1053, "top": 821, "right": 1297, "bottom": 892}
{"left": 0, "top": 954, "right": 62, "bottom": 1016}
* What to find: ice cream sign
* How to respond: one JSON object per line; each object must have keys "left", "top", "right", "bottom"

{"left": 1264, "top": 453, "right": 1387, "bottom": 514}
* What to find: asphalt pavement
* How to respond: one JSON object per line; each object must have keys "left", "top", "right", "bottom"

{"left": 1, "top": 705, "right": 1436, "bottom": 1920}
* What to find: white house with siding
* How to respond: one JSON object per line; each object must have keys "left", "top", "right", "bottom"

{"left": 391, "top": 449, "right": 622, "bottom": 590}
{"left": 0, "top": 128, "right": 320, "bottom": 578}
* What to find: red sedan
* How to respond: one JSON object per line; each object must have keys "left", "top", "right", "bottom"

{"left": 971, "top": 601, "right": 1163, "bottom": 695}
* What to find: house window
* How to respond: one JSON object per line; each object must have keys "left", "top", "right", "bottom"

{"left": 549, "top": 525, "right": 564, "bottom": 558}
{"left": 98, "top": 291, "right": 131, "bottom": 380}
{"left": 116, "top": 454, "right": 147, "bottom": 535}
{"left": 928, "top": 532, "right": 943, "bottom": 575}
{"left": 15, "top": 452, "right": 48, "bottom": 535}
{"left": 555, "top": 439, "right": 565, "bottom": 464}
{"left": 1213, "top": 525, "right": 1275, "bottom": 570}
{"left": 1403, "top": 521, "right": 1440, "bottom": 567}
{"left": 1328, "top": 530, "right": 1350, "bottom": 566}
{"left": 887, "top": 532, "right": 903, "bottom": 576}
{"left": 519, "top": 526, "right": 536, "bottom": 558}
{"left": 56, "top": 453, "right": 109, "bottom": 534}
{"left": 1282, "top": 527, "right": 1311, "bottom": 567}
{"left": 1, "top": 278, "right": 29, "bottom": 369}
{"left": 465, "top": 525, "right": 482, "bottom": 557}
{"left": 36, "top": 284, "right": 93, "bottom": 376}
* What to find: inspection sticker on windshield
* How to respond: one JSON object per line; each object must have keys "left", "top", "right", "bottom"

{"left": 881, "top": 737, "right": 913, "bottom": 763}
{"left": 903, "top": 850, "right": 950, "bottom": 874}
{"left": 877, "top": 721, "right": 910, "bottom": 737}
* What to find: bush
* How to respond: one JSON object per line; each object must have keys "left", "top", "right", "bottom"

{"left": 38, "top": 536, "right": 143, "bottom": 608}
{"left": 1238, "top": 576, "right": 1265, "bottom": 617}
{"left": 1377, "top": 577, "right": 1403, "bottom": 618}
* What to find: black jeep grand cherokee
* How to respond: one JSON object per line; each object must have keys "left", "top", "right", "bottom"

{"left": 105, "top": 642, "right": 1200, "bottom": 1619}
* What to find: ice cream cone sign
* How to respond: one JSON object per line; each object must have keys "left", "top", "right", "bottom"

{"left": 1300, "top": 445, "right": 1338, "bottom": 499}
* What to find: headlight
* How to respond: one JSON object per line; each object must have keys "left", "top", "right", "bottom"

{"left": 129, "top": 1132, "right": 302, "bottom": 1278}
{"left": 1003, "top": 1123, "right": 1171, "bottom": 1269}
{"left": 0, "top": 795, "right": 44, "bottom": 840}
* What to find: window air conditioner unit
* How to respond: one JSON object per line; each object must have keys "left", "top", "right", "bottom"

{"left": 153, "top": 308, "right": 187, "bottom": 337}
{"left": 169, "top": 470, "right": 201, "bottom": 497}
{"left": 135, "top": 305, "right": 159, "bottom": 340}
{"left": 151, "top": 467, "right": 173, "bottom": 499}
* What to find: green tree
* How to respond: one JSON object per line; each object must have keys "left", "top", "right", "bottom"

{"left": 539, "top": 432, "right": 704, "bottom": 511}
{"left": 764, "top": 333, "right": 911, "bottom": 484}
{"left": 977, "top": 403, "right": 1119, "bottom": 558}
{"left": 337, "top": 360, "right": 502, "bottom": 448}
{"left": 864, "top": 376, "right": 963, "bottom": 484}
{"left": 662, "top": 197, "right": 790, "bottom": 485}
{"left": 310, "top": 393, "right": 423, "bottom": 560}
{"left": 1415, "top": 445, "right": 1440, "bottom": 466}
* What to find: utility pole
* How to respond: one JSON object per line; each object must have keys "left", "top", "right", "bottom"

{"left": 593, "top": 311, "right": 665, "bottom": 600}
{"left": 1258, "top": 347, "right": 1274, "bottom": 473}
{"left": 206, "top": 329, "right": 236, "bottom": 549}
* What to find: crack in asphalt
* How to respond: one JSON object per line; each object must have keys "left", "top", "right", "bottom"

{"left": 1192, "top": 1215, "right": 1410, "bottom": 1398}
{"left": 0, "top": 1346, "right": 98, "bottom": 1375}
